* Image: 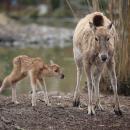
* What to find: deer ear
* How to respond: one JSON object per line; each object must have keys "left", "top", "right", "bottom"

{"left": 50, "top": 60, "right": 54, "bottom": 65}
{"left": 107, "top": 22, "right": 113, "bottom": 29}
{"left": 89, "top": 22, "right": 96, "bottom": 31}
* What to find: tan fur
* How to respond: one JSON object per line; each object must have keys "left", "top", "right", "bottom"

{"left": 0, "top": 55, "right": 64, "bottom": 106}
{"left": 73, "top": 12, "right": 117, "bottom": 52}
{"left": 73, "top": 12, "right": 122, "bottom": 115}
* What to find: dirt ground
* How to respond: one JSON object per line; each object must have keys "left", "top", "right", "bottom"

{"left": 0, "top": 92, "right": 130, "bottom": 130}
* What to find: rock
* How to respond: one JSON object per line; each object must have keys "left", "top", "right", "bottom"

{"left": 0, "top": 21, "right": 73, "bottom": 48}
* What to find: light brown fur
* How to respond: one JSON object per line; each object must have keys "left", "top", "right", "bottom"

{"left": 0, "top": 55, "right": 64, "bottom": 106}
{"left": 73, "top": 12, "right": 122, "bottom": 115}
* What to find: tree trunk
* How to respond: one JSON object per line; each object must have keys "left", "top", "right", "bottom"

{"left": 92, "top": 0, "right": 100, "bottom": 11}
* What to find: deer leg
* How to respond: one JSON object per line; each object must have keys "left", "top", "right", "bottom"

{"left": 73, "top": 58, "right": 83, "bottom": 107}
{"left": 37, "top": 79, "right": 44, "bottom": 91}
{"left": 31, "top": 80, "right": 37, "bottom": 107}
{"left": 107, "top": 60, "right": 122, "bottom": 115}
{"left": 0, "top": 83, "right": 6, "bottom": 93}
{"left": 29, "top": 72, "right": 37, "bottom": 106}
{"left": 37, "top": 78, "right": 50, "bottom": 106}
{"left": 43, "top": 78, "right": 51, "bottom": 106}
{"left": 12, "top": 84, "right": 19, "bottom": 104}
{"left": 85, "top": 64, "right": 95, "bottom": 115}
{"left": 37, "top": 79, "right": 46, "bottom": 101}
{"left": 92, "top": 69, "right": 103, "bottom": 111}
{"left": 0, "top": 77, "right": 9, "bottom": 93}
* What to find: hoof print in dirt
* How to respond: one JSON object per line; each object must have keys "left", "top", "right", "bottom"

{"left": 73, "top": 98, "right": 80, "bottom": 107}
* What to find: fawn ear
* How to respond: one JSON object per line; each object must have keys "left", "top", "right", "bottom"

{"left": 50, "top": 60, "right": 54, "bottom": 65}
{"left": 107, "top": 22, "right": 113, "bottom": 30}
{"left": 89, "top": 22, "right": 96, "bottom": 31}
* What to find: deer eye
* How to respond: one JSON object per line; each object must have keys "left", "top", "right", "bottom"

{"left": 95, "top": 37, "right": 98, "bottom": 41}
{"left": 54, "top": 69, "right": 58, "bottom": 72}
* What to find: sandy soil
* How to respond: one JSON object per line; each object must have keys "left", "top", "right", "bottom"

{"left": 0, "top": 92, "right": 130, "bottom": 130}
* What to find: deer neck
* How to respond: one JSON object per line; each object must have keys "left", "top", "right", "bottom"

{"left": 42, "top": 64, "right": 53, "bottom": 77}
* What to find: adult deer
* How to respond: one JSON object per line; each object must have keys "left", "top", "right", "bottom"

{"left": 73, "top": 12, "right": 122, "bottom": 115}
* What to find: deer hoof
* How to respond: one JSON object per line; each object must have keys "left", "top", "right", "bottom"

{"left": 114, "top": 108, "right": 122, "bottom": 116}
{"left": 14, "top": 101, "right": 20, "bottom": 105}
{"left": 95, "top": 103, "right": 104, "bottom": 111}
{"left": 88, "top": 105, "right": 95, "bottom": 115}
{"left": 73, "top": 97, "right": 80, "bottom": 107}
{"left": 46, "top": 102, "right": 51, "bottom": 107}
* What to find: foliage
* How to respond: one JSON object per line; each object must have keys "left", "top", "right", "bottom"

{"left": 51, "top": 0, "right": 60, "bottom": 10}
{"left": 19, "top": 0, "right": 38, "bottom": 5}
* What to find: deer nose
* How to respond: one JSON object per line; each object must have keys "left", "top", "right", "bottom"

{"left": 101, "top": 55, "right": 107, "bottom": 62}
{"left": 60, "top": 74, "right": 64, "bottom": 79}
